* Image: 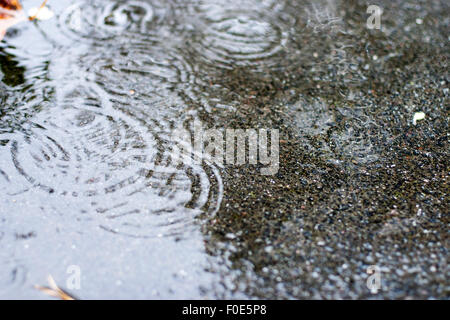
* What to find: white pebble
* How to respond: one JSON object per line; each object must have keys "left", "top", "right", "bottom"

{"left": 413, "top": 112, "right": 426, "bottom": 125}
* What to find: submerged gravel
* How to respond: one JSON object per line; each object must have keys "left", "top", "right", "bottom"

{"left": 0, "top": 0, "right": 448, "bottom": 299}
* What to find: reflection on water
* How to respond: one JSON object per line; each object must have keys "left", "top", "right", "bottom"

{"left": 0, "top": 0, "right": 230, "bottom": 298}
{"left": 0, "top": 50, "right": 25, "bottom": 86}
{"left": 1, "top": 0, "right": 224, "bottom": 241}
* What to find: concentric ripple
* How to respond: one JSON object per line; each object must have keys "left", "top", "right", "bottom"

{"left": 0, "top": 0, "right": 225, "bottom": 239}
{"left": 82, "top": 41, "right": 195, "bottom": 101}
{"left": 58, "top": 0, "right": 171, "bottom": 42}
{"left": 4, "top": 77, "right": 222, "bottom": 239}
{"left": 199, "top": 14, "right": 286, "bottom": 68}
{"left": 189, "top": 1, "right": 292, "bottom": 70}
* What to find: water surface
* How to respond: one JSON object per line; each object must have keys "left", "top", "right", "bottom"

{"left": 0, "top": 0, "right": 448, "bottom": 299}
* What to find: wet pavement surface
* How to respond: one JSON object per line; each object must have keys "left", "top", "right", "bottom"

{"left": 0, "top": 0, "right": 448, "bottom": 299}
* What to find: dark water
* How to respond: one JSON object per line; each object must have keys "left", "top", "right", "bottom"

{"left": 0, "top": 0, "right": 448, "bottom": 299}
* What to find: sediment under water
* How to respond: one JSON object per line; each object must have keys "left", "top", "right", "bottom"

{"left": 0, "top": 0, "right": 448, "bottom": 299}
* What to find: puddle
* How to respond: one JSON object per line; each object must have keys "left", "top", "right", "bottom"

{"left": 0, "top": 0, "right": 448, "bottom": 299}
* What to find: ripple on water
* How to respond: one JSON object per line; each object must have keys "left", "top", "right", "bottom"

{"left": 58, "top": 0, "right": 172, "bottom": 42}
{"left": 0, "top": 0, "right": 225, "bottom": 239}
{"left": 187, "top": 0, "right": 292, "bottom": 71}
{"left": 289, "top": 97, "right": 381, "bottom": 166}
{"left": 2, "top": 75, "right": 222, "bottom": 239}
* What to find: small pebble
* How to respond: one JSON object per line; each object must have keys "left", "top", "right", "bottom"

{"left": 412, "top": 112, "right": 426, "bottom": 125}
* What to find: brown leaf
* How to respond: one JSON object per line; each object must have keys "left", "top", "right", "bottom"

{"left": 35, "top": 275, "right": 77, "bottom": 300}
{"left": 0, "top": 0, "right": 22, "bottom": 17}
{"left": 0, "top": 0, "right": 25, "bottom": 40}
{"left": 0, "top": 0, "right": 49, "bottom": 41}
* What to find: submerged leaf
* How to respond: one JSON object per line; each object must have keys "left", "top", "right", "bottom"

{"left": 0, "top": 0, "right": 25, "bottom": 40}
